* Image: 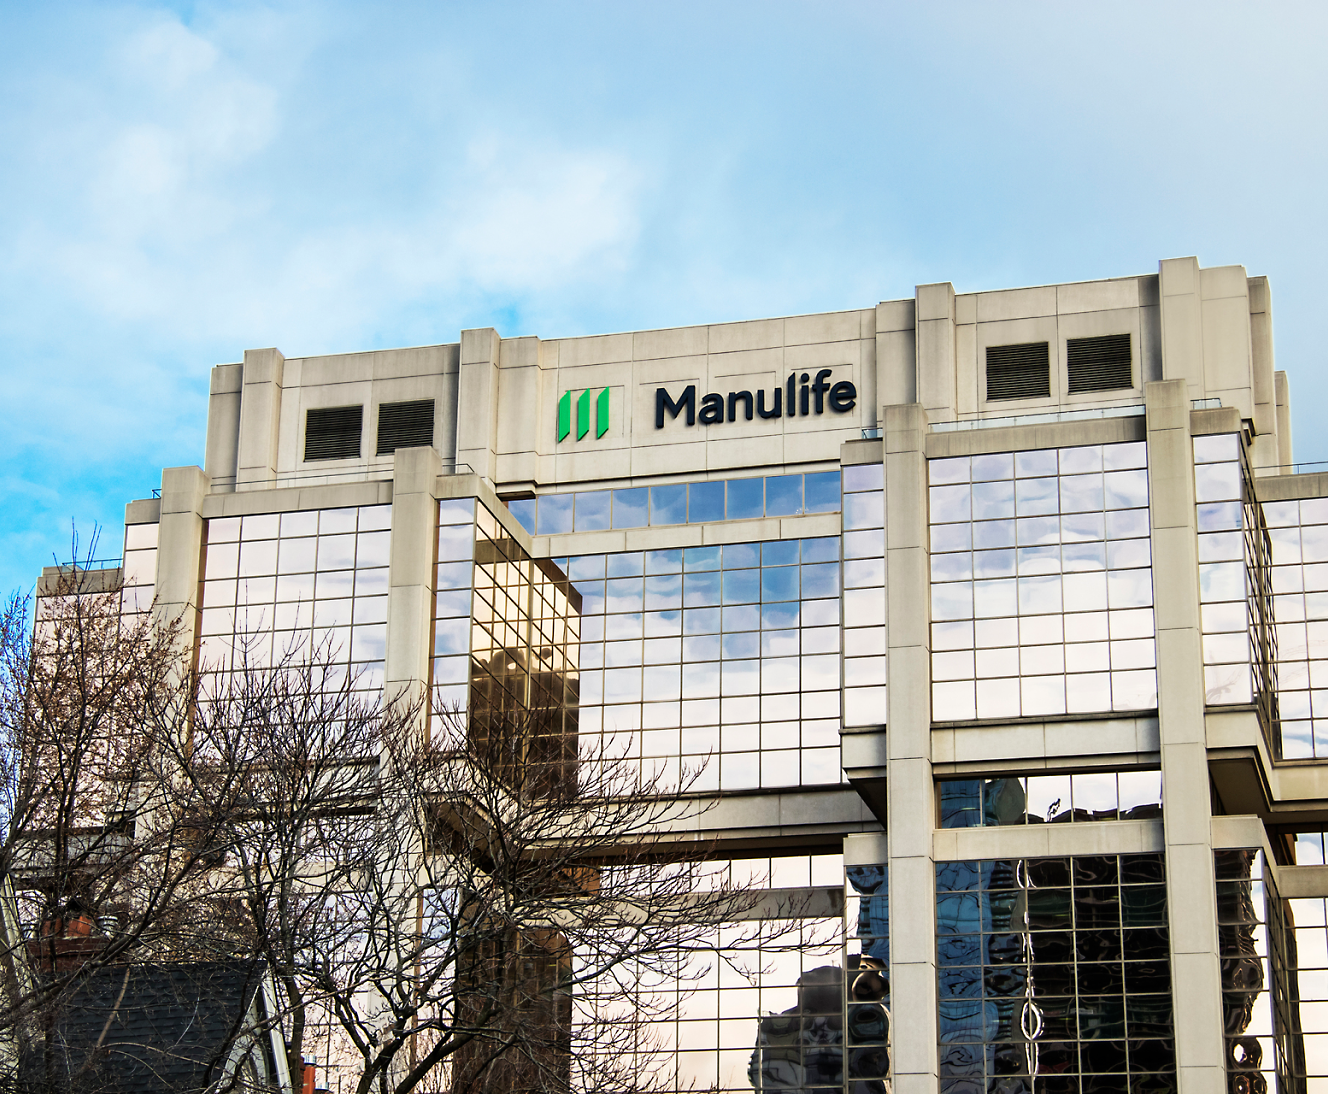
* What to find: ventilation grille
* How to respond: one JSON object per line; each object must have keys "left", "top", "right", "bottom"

{"left": 377, "top": 399, "right": 436, "bottom": 455}
{"left": 1067, "top": 333, "right": 1132, "bottom": 394}
{"left": 304, "top": 405, "right": 363, "bottom": 461}
{"left": 986, "top": 342, "right": 1050, "bottom": 401}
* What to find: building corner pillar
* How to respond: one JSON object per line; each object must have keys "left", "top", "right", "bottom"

{"left": 1144, "top": 378, "right": 1225, "bottom": 1090}
{"left": 385, "top": 446, "right": 442, "bottom": 722}
{"left": 457, "top": 328, "right": 501, "bottom": 486}
{"left": 235, "top": 348, "right": 285, "bottom": 491}
{"left": 152, "top": 465, "right": 209, "bottom": 652}
{"left": 883, "top": 402, "right": 938, "bottom": 1094}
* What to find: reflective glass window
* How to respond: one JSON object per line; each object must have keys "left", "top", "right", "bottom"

{"left": 936, "top": 852, "right": 1173, "bottom": 1089}
{"left": 200, "top": 506, "right": 392, "bottom": 703}
{"left": 568, "top": 535, "right": 844, "bottom": 792}
{"left": 929, "top": 442, "right": 1156, "bottom": 722}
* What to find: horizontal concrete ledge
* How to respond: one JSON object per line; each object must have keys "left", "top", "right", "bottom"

{"left": 1277, "top": 864, "right": 1328, "bottom": 899}
{"left": 933, "top": 716, "right": 1160, "bottom": 770}
{"left": 1189, "top": 406, "right": 1243, "bottom": 436}
{"left": 935, "top": 818, "right": 1164, "bottom": 861}
{"left": 1211, "top": 815, "right": 1273, "bottom": 860}
{"left": 37, "top": 566, "right": 122, "bottom": 597}
{"left": 126, "top": 498, "right": 162, "bottom": 524}
{"left": 652, "top": 786, "right": 879, "bottom": 845}
{"left": 201, "top": 479, "right": 393, "bottom": 518}
{"left": 1256, "top": 470, "right": 1328, "bottom": 502}
{"left": 925, "top": 415, "right": 1145, "bottom": 460}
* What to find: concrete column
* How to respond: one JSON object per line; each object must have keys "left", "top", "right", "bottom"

{"left": 1247, "top": 276, "right": 1278, "bottom": 473}
{"left": 385, "top": 446, "right": 441, "bottom": 719}
{"left": 883, "top": 403, "right": 937, "bottom": 1094}
{"left": 876, "top": 299, "right": 918, "bottom": 409}
{"left": 1158, "top": 258, "right": 1205, "bottom": 403}
{"left": 915, "top": 284, "right": 956, "bottom": 424}
{"left": 204, "top": 363, "right": 243, "bottom": 493}
{"left": 1144, "top": 379, "right": 1225, "bottom": 1090}
{"left": 1275, "top": 371, "right": 1293, "bottom": 473}
{"left": 235, "top": 348, "right": 285, "bottom": 491}
{"left": 456, "top": 328, "right": 501, "bottom": 484}
{"left": 152, "top": 465, "right": 209, "bottom": 646}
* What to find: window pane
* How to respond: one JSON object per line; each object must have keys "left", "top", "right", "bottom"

{"left": 575, "top": 490, "right": 612, "bottom": 531}
{"left": 612, "top": 488, "right": 649, "bottom": 529}
{"left": 764, "top": 475, "right": 802, "bottom": 516}
{"left": 537, "top": 494, "right": 574, "bottom": 535}
{"left": 689, "top": 481, "right": 725, "bottom": 523}
{"left": 650, "top": 484, "right": 687, "bottom": 526}
{"left": 805, "top": 470, "right": 842, "bottom": 512}
{"left": 726, "top": 478, "right": 764, "bottom": 520}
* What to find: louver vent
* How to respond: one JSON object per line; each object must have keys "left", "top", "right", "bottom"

{"left": 1067, "top": 333, "right": 1132, "bottom": 394}
{"left": 376, "top": 399, "right": 436, "bottom": 455}
{"left": 304, "top": 405, "right": 363, "bottom": 461}
{"left": 986, "top": 342, "right": 1050, "bottom": 401}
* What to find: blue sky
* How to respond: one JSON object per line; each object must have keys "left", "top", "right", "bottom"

{"left": 2, "top": 1, "right": 1326, "bottom": 596}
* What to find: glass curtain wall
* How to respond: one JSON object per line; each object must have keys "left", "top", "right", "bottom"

{"left": 1214, "top": 849, "right": 1279, "bottom": 1094}
{"left": 510, "top": 472, "right": 842, "bottom": 536}
{"left": 574, "top": 855, "right": 844, "bottom": 1094}
{"left": 845, "top": 862, "right": 891, "bottom": 1094}
{"left": 929, "top": 442, "right": 1157, "bottom": 722}
{"left": 1267, "top": 494, "right": 1328, "bottom": 759}
{"left": 1195, "top": 434, "right": 1278, "bottom": 742}
{"left": 939, "top": 771, "right": 1163, "bottom": 829}
{"left": 841, "top": 464, "right": 886, "bottom": 727}
{"left": 433, "top": 497, "right": 580, "bottom": 784}
{"left": 198, "top": 505, "right": 391, "bottom": 697}
{"left": 936, "top": 853, "right": 1174, "bottom": 1093}
{"left": 555, "top": 537, "right": 843, "bottom": 792}
{"left": 121, "top": 522, "right": 157, "bottom": 623}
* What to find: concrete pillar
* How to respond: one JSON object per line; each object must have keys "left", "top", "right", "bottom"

{"left": 457, "top": 328, "right": 501, "bottom": 484}
{"left": 1158, "top": 258, "right": 1205, "bottom": 403}
{"left": 385, "top": 446, "right": 441, "bottom": 720}
{"left": 883, "top": 403, "right": 937, "bottom": 1094}
{"left": 235, "top": 348, "right": 285, "bottom": 491}
{"left": 152, "top": 465, "right": 209, "bottom": 645}
{"left": 204, "top": 363, "right": 243, "bottom": 493}
{"left": 1247, "top": 276, "right": 1278, "bottom": 473}
{"left": 915, "top": 284, "right": 956, "bottom": 424}
{"left": 1275, "top": 371, "right": 1293, "bottom": 473}
{"left": 876, "top": 299, "right": 918, "bottom": 409}
{"left": 1144, "top": 379, "right": 1225, "bottom": 1091}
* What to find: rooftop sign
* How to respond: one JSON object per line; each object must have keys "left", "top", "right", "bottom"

{"left": 656, "top": 369, "right": 856, "bottom": 429}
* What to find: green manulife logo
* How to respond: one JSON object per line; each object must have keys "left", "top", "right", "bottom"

{"left": 557, "top": 387, "right": 610, "bottom": 442}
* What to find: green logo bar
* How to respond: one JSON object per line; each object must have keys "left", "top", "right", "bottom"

{"left": 558, "top": 388, "right": 609, "bottom": 442}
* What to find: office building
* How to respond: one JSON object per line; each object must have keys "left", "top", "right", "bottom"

{"left": 92, "top": 257, "right": 1328, "bottom": 1092}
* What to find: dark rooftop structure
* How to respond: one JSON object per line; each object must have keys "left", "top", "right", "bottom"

{"left": 19, "top": 960, "right": 290, "bottom": 1093}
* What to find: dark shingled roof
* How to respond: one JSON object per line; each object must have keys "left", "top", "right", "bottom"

{"left": 20, "top": 960, "right": 273, "bottom": 1093}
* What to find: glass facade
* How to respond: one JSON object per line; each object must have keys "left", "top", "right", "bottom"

{"left": 936, "top": 852, "right": 1174, "bottom": 1093}
{"left": 1195, "top": 434, "right": 1277, "bottom": 734}
{"left": 198, "top": 505, "right": 391, "bottom": 696}
{"left": 939, "top": 771, "right": 1163, "bottom": 829}
{"left": 929, "top": 442, "right": 1157, "bottom": 723}
{"left": 1214, "top": 849, "right": 1280, "bottom": 1094}
{"left": 1267, "top": 494, "right": 1328, "bottom": 758}
{"left": 844, "top": 862, "right": 891, "bottom": 1094}
{"left": 510, "top": 472, "right": 842, "bottom": 536}
{"left": 841, "top": 464, "right": 887, "bottom": 728}
{"left": 554, "top": 537, "right": 843, "bottom": 792}
{"left": 120, "top": 521, "right": 157, "bottom": 622}
{"left": 434, "top": 497, "right": 580, "bottom": 784}
{"left": 575, "top": 855, "right": 845, "bottom": 1094}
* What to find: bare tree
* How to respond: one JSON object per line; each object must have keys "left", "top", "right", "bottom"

{"left": 172, "top": 648, "right": 808, "bottom": 1094}
{"left": 1, "top": 566, "right": 818, "bottom": 1094}
{"left": 0, "top": 562, "right": 247, "bottom": 1092}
